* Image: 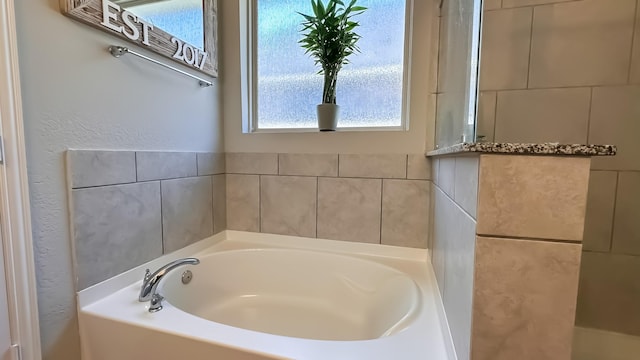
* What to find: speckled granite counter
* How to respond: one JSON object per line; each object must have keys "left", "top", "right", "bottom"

{"left": 426, "top": 143, "right": 617, "bottom": 157}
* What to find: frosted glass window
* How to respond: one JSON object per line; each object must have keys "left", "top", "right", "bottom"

{"left": 128, "top": 0, "right": 204, "bottom": 50}
{"left": 256, "top": 0, "right": 407, "bottom": 129}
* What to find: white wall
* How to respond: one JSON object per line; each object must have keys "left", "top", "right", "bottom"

{"left": 220, "top": 0, "right": 438, "bottom": 154}
{"left": 13, "top": 1, "right": 223, "bottom": 359}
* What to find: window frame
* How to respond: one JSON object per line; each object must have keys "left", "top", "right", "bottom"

{"left": 242, "top": 0, "right": 415, "bottom": 133}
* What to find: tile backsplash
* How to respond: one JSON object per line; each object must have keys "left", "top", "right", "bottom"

{"left": 68, "top": 150, "right": 431, "bottom": 290}
{"left": 67, "top": 150, "right": 226, "bottom": 289}
{"left": 225, "top": 153, "right": 431, "bottom": 247}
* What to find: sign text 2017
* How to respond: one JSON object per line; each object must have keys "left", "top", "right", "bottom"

{"left": 100, "top": 0, "right": 208, "bottom": 71}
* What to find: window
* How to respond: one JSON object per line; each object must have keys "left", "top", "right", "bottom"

{"left": 252, "top": 0, "right": 410, "bottom": 131}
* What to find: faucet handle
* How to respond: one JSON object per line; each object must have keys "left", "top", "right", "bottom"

{"left": 143, "top": 269, "right": 151, "bottom": 282}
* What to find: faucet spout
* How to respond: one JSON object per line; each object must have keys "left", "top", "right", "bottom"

{"left": 138, "top": 257, "right": 200, "bottom": 309}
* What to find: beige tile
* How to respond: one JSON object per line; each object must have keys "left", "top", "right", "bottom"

{"left": 407, "top": 155, "right": 431, "bottom": 180}
{"left": 477, "top": 155, "right": 590, "bottom": 241}
{"left": 161, "top": 177, "right": 213, "bottom": 253}
{"left": 197, "top": 153, "right": 225, "bottom": 176}
{"left": 495, "top": 88, "right": 591, "bottom": 144}
{"left": 479, "top": 7, "right": 532, "bottom": 90}
{"left": 381, "top": 180, "right": 430, "bottom": 248}
{"left": 576, "top": 252, "right": 640, "bottom": 336}
{"left": 431, "top": 158, "right": 440, "bottom": 187}
{"left": 428, "top": 182, "right": 436, "bottom": 251}
{"left": 73, "top": 182, "right": 162, "bottom": 289}
{"left": 136, "top": 152, "right": 197, "bottom": 181}
{"left": 278, "top": 153, "right": 338, "bottom": 177}
{"left": 226, "top": 174, "right": 260, "bottom": 232}
{"left": 503, "top": 0, "right": 572, "bottom": 8}
{"left": 338, "top": 154, "right": 407, "bottom": 179}
{"left": 317, "top": 177, "right": 382, "bottom": 243}
{"left": 529, "top": 0, "right": 636, "bottom": 88}
{"left": 612, "top": 172, "right": 640, "bottom": 255}
{"left": 438, "top": 157, "right": 456, "bottom": 197}
{"left": 477, "top": 91, "right": 496, "bottom": 142}
{"left": 212, "top": 174, "right": 227, "bottom": 234}
{"left": 443, "top": 208, "right": 476, "bottom": 360}
{"left": 631, "top": 3, "right": 640, "bottom": 84}
{"left": 260, "top": 176, "right": 317, "bottom": 238}
{"left": 68, "top": 150, "right": 136, "bottom": 188}
{"left": 454, "top": 156, "right": 479, "bottom": 218}
{"left": 590, "top": 86, "right": 640, "bottom": 171}
{"left": 583, "top": 171, "right": 617, "bottom": 252}
{"left": 472, "top": 237, "right": 582, "bottom": 360}
{"left": 432, "top": 187, "right": 450, "bottom": 298}
{"left": 483, "top": 0, "right": 502, "bottom": 10}
{"left": 226, "top": 153, "right": 278, "bottom": 174}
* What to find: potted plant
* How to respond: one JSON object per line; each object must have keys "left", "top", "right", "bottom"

{"left": 299, "top": 0, "right": 366, "bottom": 131}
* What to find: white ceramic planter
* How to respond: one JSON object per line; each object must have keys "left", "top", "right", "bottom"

{"left": 317, "top": 103, "right": 339, "bottom": 131}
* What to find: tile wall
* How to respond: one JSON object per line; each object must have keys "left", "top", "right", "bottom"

{"left": 432, "top": 154, "right": 589, "bottom": 360}
{"left": 225, "top": 153, "right": 432, "bottom": 247}
{"left": 68, "top": 151, "right": 431, "bottom": 290}
{"left": 67, "top": 150, "right": 226, "bottom": 290}
{"left": 431, "top": 155, "right": 478, "bottom": 360}
{"left": 479, "top": 0, "right": 640, "bottom": 337}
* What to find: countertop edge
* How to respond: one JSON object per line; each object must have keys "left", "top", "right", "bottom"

{"left": 426, "top": 143, "right": 617, "bottom": 157}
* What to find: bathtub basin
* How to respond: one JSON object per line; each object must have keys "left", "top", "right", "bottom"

{"left": 77, "top": 231, "right": 453, "bottom": 360}
{"left": 161, "top": 248, "right": 420, "bottom": 341}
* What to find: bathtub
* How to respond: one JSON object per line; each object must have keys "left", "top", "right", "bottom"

{"left": 77, "top": 231, "right": 455, "bottom": 360}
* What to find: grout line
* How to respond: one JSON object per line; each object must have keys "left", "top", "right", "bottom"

{"left": 608, "top": 171, "right": 620, "bottom": 253}
{"left": 337, "top": 154, "right": 341, "bottom": 177}
{"left": 627, "top": 0, "right": 639, "bottom": 84}
{"left": 586, "top": 87, "right": 594, "bottom": 143}
{"left": 476, "top": 233, "right": 583, "bottom": 245}
{"left": 498, "top": 0, "right": 585, "bottom": 10}
{"left": 405, "top": 154, "right": 408, "bottom": 179}
{"left": 258, "top": 175, "right": 262, "bottom": 233}
{"left": 159, "top": 181, "right": 165, "bottom": 254}
{"left": 492, "top": 91, "right": 499, "bottom": 141}
{"left": 134, "top": 152, "right": 139, "bottom": 182}
{"left": 485, "top": 84, "right": 617, "bottom": 92}
{"left": 379, "top": 179, "right": 384, "bottom": 245}
{"left": 315, "top": 176, "right": 319, "bottom": 238}
{"left": 525, "top": 6, "right": 535, "bottom": 89}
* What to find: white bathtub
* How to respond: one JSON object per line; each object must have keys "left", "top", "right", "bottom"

{"left": 78, "top": 231, "right": 454, "bottom": 360}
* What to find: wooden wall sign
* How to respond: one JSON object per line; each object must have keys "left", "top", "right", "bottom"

{"left": 60, "top": 0, "right": 218, "bottom": 77}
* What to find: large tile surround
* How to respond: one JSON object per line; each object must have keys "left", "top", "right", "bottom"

{"left": 225, "top": 153, "right": 431, "bottom": 247}
{"left": 480, "top": 0, "right": 640, "bottom": 339}
{"left": 431, "top": 153, "right": 589, "bottom": 360}
{"left": 67, "top": 151, "right": 431, "bottom": 290}
{"left": 67, "top": 150, "right": 226, "bottom": 289}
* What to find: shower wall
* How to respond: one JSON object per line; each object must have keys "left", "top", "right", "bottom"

{"left": 477, "top": 0, "right": 640, "bottom": 338}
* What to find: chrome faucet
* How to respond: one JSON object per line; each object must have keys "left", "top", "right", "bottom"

{"left": 139, "top": 257, "right": 200, "bottom": 312}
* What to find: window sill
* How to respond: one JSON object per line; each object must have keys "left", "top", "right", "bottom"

{"left": 249, "top": 126, "right": 407, "bottom": 134}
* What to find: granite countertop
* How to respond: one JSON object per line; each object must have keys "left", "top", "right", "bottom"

{"left": 426, "top": 143, "right": 617, "bottom": 157}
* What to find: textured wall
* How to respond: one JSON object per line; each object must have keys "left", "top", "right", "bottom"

{"left": 13, "top": 1, "right": 223, "bottom": 359}
{"left": 478, "top": 0, "right": 640, "bottom": 338}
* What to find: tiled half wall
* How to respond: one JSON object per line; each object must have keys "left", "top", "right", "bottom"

{"left": 67, "top": 151, "right": 431, "bottom": 290}
{"left": 67, "top": 150, "right": 226, "bottom": 290}
{"left": 225, "top": 153, "right": 432, "bottom": 247}
{"left": 432, "top": 154, "right": 590, "bottom": 360}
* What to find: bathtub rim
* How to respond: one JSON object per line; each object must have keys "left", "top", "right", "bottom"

{"left": 77, "top": 230, "right": 429, "bottom": 308}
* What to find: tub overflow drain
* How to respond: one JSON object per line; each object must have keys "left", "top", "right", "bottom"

{"left": 181, "top": 270, "right": 193, "bottom": 284}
